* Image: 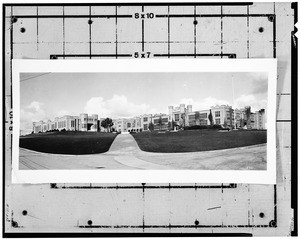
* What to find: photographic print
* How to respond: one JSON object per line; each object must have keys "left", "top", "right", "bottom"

{"left": 19, "top": 72, "right": 268, "bottom": 171}
{"left": 3, "top": 2, "right": 296, "bottom": 237}
{"left": 12, "top": 59, "right": 276, "bottom": 184}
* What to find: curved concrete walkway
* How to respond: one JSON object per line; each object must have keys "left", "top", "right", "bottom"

{"left": 19, "top": 134, "right": 266, "bottom": 170}
{"left": 104, "top": 134, "right": 169, "bottom": 169}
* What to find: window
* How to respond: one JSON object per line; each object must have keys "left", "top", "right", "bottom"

{"left": 199, "top": 113, "right": 207, "bottom": 118}
{"left": 127, "top": 122, "right": 131, "bottom": 128}
{"left": 153, "top": 119, "right": 159, "bottom": 124}
{"left": 188, "top": 115, "right": 195, "bottom": 120}
{"left": 71, "top": 121, "right": 74, "bottom": 127}
{"left": 162, "top": 118, "right": 168, "bottom": 123}
{"left": 175, "top": 114, "right": 179, "bottom": 121}
{"left": 200, "top": 119, "right": 207, "bottom": 125}
{"left": 143, "top": 117, "right": 148, "bottom": 122}
{"left": 143, "top": 124, "right": 148, "bottom": 130}
{"left": 215, "top": 111, "right": 220, "bottom": 117}
{"left": 215, "top": 119, "right": 221, "bottom": 125}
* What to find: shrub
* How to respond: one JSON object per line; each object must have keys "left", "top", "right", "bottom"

{"left": 212, "top": 124, "right": 222, "bottom": 129}
{"left": 183, "top": 125, "right": 209, "bottom": 130}
{"left": 183, "top": 125, "right": 224, "bottom": 130}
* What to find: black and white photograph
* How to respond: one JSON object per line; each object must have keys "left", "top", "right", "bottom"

{"left": 11, "top": 59, "right": 276, "bottom": 184}
{"left": 19, "top": 71, "right": 268, "bottom": 171}
{"left": 3, "top": 2, "right": 296, "bottom": 237}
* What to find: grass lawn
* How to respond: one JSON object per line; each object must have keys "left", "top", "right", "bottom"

{"left": 131, "top": 129, "right": 267, "bottom": 153}
{"left": 20, "top": 131, "right": 118, "bottom": 155}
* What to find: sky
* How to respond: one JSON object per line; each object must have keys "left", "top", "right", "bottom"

{"left": 20, "top": 72, "right": 268, "bottom": 133}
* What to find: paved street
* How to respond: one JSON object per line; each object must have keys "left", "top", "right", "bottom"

{"left": 19, "top": 134, "right": 267, "bottom": 170}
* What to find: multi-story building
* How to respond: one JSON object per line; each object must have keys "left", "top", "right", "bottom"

{"left": 140, "top": 114, "right": 153, "bottom": 131}
{"left": 113, "top": 117, "right": 143, "bottom": 133}
{"left": 233, "top": 106, "right": 258, "bottom": 129}
{"left": 152, "top": 113, "right": 169, "bottom": 131}
{"left": 32, "top": 104, "right": 266, "bottom": 134}
{"left": 33, "top": 114, "right": 98, "bottom": 133}
{"left": 169, "top": 104, "right": 234, "bottom": 128}
{"left": 169, "top": 104, "right": 192, "bottom": 128}
{"left": 79, "top": 113, "right": 98, "bottom": 132}
{"left": 210, "top": 105, "right": 234, "bottom": 127}
{"left": 253, "top": 109, "right": 266, "bottom": 129}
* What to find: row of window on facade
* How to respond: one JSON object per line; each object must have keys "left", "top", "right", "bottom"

{"left": 32, "top": 114, "right": 99, "bottom": 133}
{"left": 32, "top": 104, "right": 266, "bottom": 133}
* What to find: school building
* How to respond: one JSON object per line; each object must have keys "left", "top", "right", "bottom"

{"left": 32, "top": 104, "right": 266, "bottom": 134}
{"left": 32, "top": 114, "right": 99, "bottom": 133}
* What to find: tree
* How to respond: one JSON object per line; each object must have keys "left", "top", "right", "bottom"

{"left": 223, "top": 117, "right": 228, "bottom": 128}
{"left": 168, "top": 120, "right": 176, "bottom": 130}
{"left": 180, "top": 113, "right": 186, "bottom": 128}
{"left": 240, "top": 118, "right": 244, "bottom": 128}
{"left": 172, "top": 120, "right": 177, "bottom": 129}
{"left": 148, "top": 122, "right": 154, "bottom": 131}
{"left": 245, "top": 106, "right": 251, "bottom": 128}
{"left": 167, "top": 121, "right": 172, "bottom": 130}
{"left": 101, "top": 118, "right": 114, "bottom": 132}
{"left": 208, "top": 109, "right": 213, "bottom": 127}
{"left": 195, "top": 111, "right": 200, "bottom": 125}
{"left": 158, "top": 116, "right": 163, "bottom": 131}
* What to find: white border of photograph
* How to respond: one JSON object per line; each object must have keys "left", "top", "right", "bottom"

{"left": 12, "top": 59, "right": 277, "bottom": 184}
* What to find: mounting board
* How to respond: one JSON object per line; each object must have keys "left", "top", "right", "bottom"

{"left": 3, "top": 2, "right": 297, "bottom": 236}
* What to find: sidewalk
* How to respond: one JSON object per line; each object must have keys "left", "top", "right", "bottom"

{"left": 19, "top": 134, "right": 267, "bottom": 170}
